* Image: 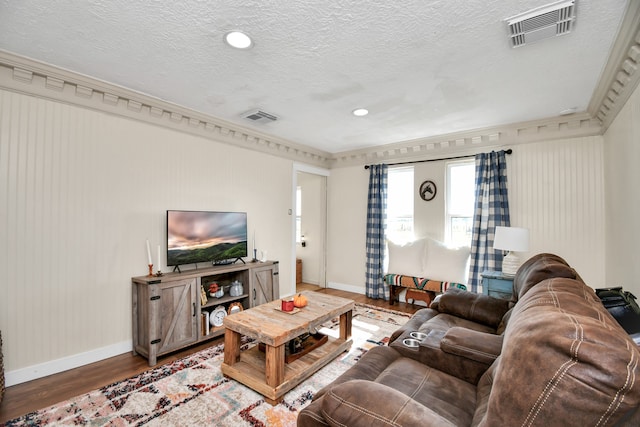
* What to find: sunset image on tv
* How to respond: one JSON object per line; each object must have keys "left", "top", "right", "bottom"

{"left": 167, "top": 211, "right": 247, "bottom": 266}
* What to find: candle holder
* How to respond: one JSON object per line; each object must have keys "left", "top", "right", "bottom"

{"left": 148, "top": 264, "right": 154, "bottom": 277}
{"left": 252, "top": 248, "right": 258, "bottom": 262}
{"left": 155, "top": 270, "right": 164, "bottom": 277}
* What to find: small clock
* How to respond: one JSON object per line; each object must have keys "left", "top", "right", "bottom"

{"left": 210, "top": 306, "right": 227, "bottom": 327}
{"left": 419, "top": 180, "right": 437, "bottom": 201}
{"left": 228, "top": 302, "right": 244, "bottom": 315}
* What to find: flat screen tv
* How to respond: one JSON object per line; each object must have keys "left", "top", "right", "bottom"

{"left": 166, "top": 210, "right": 247, "bottom": 268}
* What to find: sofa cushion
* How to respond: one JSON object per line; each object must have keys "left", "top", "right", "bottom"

{"left": 312, "top": 340, "right": 404, "bottom": 401}
{"left": 437, "top": 287, "right": 510, "bottom": 328}
{"left": 318, "top": 348, "right": 477, "bottom": 427}
{"left": 386, "top": 238, "right": 426, "bottom": 277}
{"left": 321, "top": 380, "right": 457, "bottom": 427}
{"left": 440, "top": 327, "right": 503, "bottom": 365}
{"left": 476, "top": 277, "right": 640, "bottom": 425}
{"left": 373, "top": 354, "right": 476, "bottom": 414}
{"left": 422, "top": 238, "right": 470, "bottom": 284}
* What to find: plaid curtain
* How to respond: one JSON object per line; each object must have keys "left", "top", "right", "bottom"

{"left": 468, "top": 151, "right": 510, "bottom": 292}
{"left": 365, "top": 164, "right": 388, "bottom": 299}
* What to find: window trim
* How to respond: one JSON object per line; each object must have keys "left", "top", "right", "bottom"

{"left": 445, "top": 160, "right": 475, "bottom": 246}
{"left": 386, "top": 166, "right": 415, "bottom": 243}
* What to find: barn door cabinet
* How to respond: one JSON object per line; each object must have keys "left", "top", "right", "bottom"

{"left": 250, "top": 263, "right": 279, "bottom": 306}
{"left": 132, "top": 260, "right": 279, "bottom": 365}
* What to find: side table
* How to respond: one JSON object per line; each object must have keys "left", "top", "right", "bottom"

{"left": 481, "top": 270, "right": 514, "bottom": 300}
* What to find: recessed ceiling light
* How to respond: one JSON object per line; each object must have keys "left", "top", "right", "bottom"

{"left": 352, "top": 108, "right": 369, "bottom": 117}
{"left": 224, "top": 31, "right": 253, "bottom": 49}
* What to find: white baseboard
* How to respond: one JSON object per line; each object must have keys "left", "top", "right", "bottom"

{"left": 326, "top": 281, "right": 366, "bottom": 295}
{"left": 5, "top": 340, "right": 132, "bottom": 386}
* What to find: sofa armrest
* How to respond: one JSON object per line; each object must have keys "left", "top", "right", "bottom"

{"left": 437, "top": 288, "right": 511, "bottom": 328}
{"left": 321, "top": 380, "right": 456, "bottom": 427}
{"left": 441, "top": 327, "right": 503, "bottom": 365}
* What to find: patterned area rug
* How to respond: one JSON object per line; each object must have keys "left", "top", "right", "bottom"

{"left": 6, "top": 303, "right": 411, "bottom": 426}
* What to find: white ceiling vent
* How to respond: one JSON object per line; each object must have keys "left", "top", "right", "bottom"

{"left": 506, "top": 0, "right": 576, "bottom": 48}
{"left": 242, "top": 109, "right": 278, "bottom": 124}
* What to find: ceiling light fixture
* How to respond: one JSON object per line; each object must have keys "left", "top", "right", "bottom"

{"left": 224, "top": 31, "right": 253, "bottom": 49}
{"left": 352, "top": 108, "right": 369, "bottom": 117}
{"left": 559, "top": 107, "right": 577, "bottom": 115}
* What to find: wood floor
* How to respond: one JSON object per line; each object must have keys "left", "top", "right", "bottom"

{"left": 0, "top": 287, "right": 420, "bottom": 423}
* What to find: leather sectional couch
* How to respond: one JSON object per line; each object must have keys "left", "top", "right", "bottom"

{"left": 298, "top": 254, "right": 640, "bottom": 426}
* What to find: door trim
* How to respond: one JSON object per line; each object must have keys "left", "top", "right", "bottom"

{"left": 292, "top": 163, "right": 330, "bottom": 296}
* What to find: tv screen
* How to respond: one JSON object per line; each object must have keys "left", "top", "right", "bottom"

{"left": 166, "top": 210, "right": 248, "bottom": 267}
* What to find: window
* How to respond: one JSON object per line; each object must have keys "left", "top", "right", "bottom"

{"left": 446, "top": 161, "right": 475, "bottom": 247}
{"left": 387, "top": 167, "right": 414, "bottom": 243}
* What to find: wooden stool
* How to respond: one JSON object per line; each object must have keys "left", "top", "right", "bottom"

{"left": 406, "top": 289, "right": 436, "bottom": 306}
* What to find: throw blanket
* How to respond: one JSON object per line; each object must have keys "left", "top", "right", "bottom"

{"left": 384, "top": 274, "right": 467, "bottom": 293}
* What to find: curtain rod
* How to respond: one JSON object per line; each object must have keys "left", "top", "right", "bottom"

{"left": 363, "top": 149, "right": 512, "bottom": 169}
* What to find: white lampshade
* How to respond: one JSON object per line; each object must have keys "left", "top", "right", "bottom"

{"left": 493, "top": 226, "right": 529, "bottom": 252}
{"left": 493, "top": 226, "right": 530, "bottom": 276}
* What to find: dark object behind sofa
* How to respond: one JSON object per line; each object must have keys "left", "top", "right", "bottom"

{"left": 596, "top": 286, "right": 640, "bottom": 334}
{"left": 1, "top": 330, "right": 4, "bottom": 403}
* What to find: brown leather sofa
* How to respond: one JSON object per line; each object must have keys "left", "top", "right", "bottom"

{"left": 387, "top": 253, "right": 580, "bottom": 384}
{"left": 297, "top": 254, "right": 640, "bottom": 426}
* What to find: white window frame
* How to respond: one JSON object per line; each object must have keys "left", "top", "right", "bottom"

{"left": 386, "top": 166, "right": 415, "bottom": 243}
{"left": 445, "top": 160, "right": 475, "bottom": 247}
{"left": 296, "top": 186, "right": 302, "bottom": 243}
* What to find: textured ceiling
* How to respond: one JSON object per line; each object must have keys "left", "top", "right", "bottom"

{"left": 0, "top": 0, "right": 629, "bottom": 154}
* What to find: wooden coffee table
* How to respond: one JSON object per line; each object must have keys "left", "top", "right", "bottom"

{"left": 221, "top": 291, "right": 354, "bottom": 404}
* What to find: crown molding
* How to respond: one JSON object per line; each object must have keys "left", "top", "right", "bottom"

{"left": 0, "top": 50, "right": 333, "bottom": 168}
{"left": 330, "top": 112, "right": 601, "bottom": 168}
{"left": 587, "top": 0, "right": 640, "bottom": 131}
{"left": 1, "top": 15, "right": 636, "bottom": 172}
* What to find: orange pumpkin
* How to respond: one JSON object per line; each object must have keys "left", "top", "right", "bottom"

{"left": 293, "top": 293, "right": 308, "bottom": 308}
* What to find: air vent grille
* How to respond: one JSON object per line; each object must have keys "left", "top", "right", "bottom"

{"left": 506, "top": 0, "right": 576, "bottom": 48}
{"left": 242, "top": 109, "right": 278, "bottom": 123}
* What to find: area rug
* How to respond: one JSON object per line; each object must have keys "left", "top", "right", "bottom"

{"left": 5, "top": 303, "right": 411, "bottom": 426}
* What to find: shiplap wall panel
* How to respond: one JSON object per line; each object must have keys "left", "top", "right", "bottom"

{"left": 0, "top": 89, "right": 293, "bottom": 382}
{"left": 603, "top": 79, "right": 640, "bottom": 297}
{"left": 508, "top": 136, "right": 605, "bottom": 286}
{"left": 327, "top": 136, "right": 607, "bottom": 295}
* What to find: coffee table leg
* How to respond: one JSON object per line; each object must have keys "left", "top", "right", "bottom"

{"left": 265, "top": 343, "right": 285, "bottom": 388}
{"left": 223, "top": 329, "right": 241, "bottom": 365}
{"left": 340, "top": 310, "right": 352, "bottom": 341}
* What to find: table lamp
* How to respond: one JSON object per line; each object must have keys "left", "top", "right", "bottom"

{"left": 493, "top": 226, "right": 530, "bottom": 276}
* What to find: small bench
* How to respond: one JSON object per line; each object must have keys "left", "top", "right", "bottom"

{"left": 384, "top": 273, "right": 467, "bottom": 306}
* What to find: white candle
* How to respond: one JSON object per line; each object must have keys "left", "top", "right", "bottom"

{"left": 146, "top": 239, "right": 152, "bottom": 265}
{"left": 157, "top": 245, "right": 161, "bottom": 272}
{"left": 253, "top": 231, "right": 256, "bottom": 250}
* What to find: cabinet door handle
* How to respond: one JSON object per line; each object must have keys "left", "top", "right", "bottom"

{"left": 193, "top": 302, "right": 196, "bottom": 317}
{"left": 253, "top": 288, "right": 256, "bottom": 299}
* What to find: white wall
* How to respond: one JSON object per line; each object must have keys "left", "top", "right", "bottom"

{"left": 603, "top": 82, "right": 640, "bottom": 296}
{"left": 414, "top": 161, "right": 447, "bottom": 241}
{"left": 508, "top": 136, "right": 606, "bottom": 286}
{"left": 0, "top": 89, "right": 293, "bottom": 384}
{"left": 327, "top": 136, "right": 607, "bottom": 293}
{"left": 326, "top": 167, "right": 368, "bottom": 293}
{"left": 1, "top": 82, "right": 629, "bottom": 386}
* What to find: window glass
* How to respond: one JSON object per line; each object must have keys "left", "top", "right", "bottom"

{"left": 296, "top": 186, "right": 302, "bottom": 243}
{"left": 446, "top": 161, "right": 475, "bottom": 246}
{"left": 387, "top": 167, "right": 414, "bottom": 243}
